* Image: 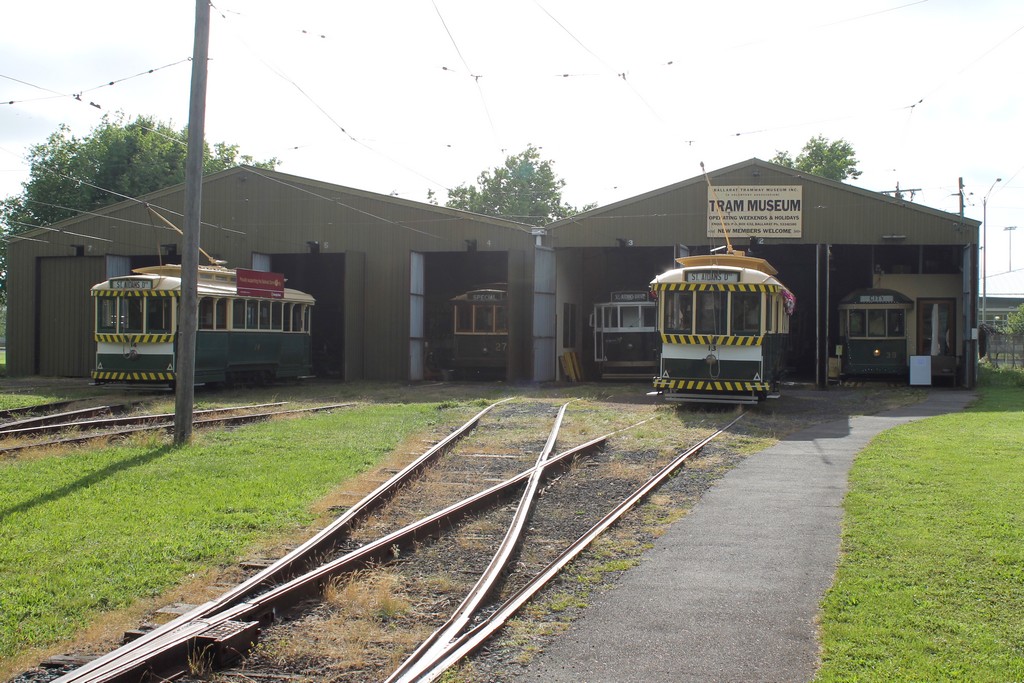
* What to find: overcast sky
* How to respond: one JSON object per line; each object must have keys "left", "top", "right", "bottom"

{"left": 2, "top": 0, "right": 1023, "bottom": 293}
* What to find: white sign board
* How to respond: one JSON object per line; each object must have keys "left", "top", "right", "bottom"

{"left": 707, "top": 185, "right": 803, "bottom": 238}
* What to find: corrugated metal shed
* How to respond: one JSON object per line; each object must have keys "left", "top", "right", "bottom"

{"left": 6, "top": 166, "right": 537, "bottom": 380}
{"left": 546, "top": 158, "right": 976, "bottom": 248}
{"left": 6, "top": 158, "right": 981, "bottom": 387}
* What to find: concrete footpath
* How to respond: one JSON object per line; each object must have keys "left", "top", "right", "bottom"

{"left": 514, "top": 389, "right": 976, "bottom": 683}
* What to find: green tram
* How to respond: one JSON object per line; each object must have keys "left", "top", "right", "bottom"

{"left": 650, "top": 252, "right": 793, "bottom": 404}
{"left": 91, "top": 264, "right": 315, "bottom": 386}
{"left": 447, "top": 285, "right": 508, "bottom": 379}
{"left": 837, "top": 288, "right": 913, "bottom": 378}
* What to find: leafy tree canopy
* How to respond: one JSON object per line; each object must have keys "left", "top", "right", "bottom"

{"left": 1005, "top": 303, "right": 1024, "bottom": 334}
{"left": 0, "top": 113, "right": 277, "bottom": 304}
{"left": 438, "top": 144, "right": 594, "bottom": 226}
{"left": 770, "top": 134, "right": 862, "bottom": 182}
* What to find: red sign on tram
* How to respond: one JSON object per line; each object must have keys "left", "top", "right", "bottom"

{"left": 236, "top": 268, "right": 285, "bottom": 299}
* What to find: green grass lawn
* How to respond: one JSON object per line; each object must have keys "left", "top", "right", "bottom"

{"left": 0, "top": 401, "right": 472, "bottom": 666}
{"left": 815, "top": 366, "right": 1024, "bottom": 682}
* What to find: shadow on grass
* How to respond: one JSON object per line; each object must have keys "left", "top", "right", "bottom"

{"left": 0, "top": 444, "right": 175, "bottom": 522}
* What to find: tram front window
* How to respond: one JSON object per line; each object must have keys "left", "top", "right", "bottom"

{"left": 731, "top": 291, "right": 761, "bottom": 335}
{"left": 124, "top": 298, "right": 144, "bottom": 333}
{"left": 476, "top": 305, "right": 494, "bottom": 333}
{"left": 695, "top": 290, "right": 727, "bottom": 335}
{"left": 867, "top": 310, "right": 887, "bottom": 337}
{"left": 664, "top": 292, "right": 693, "bottom": 334}
{"left": 887, "top": 310, "right": 905, "bottom": 337}
{"left": 848, "top": 310, "right": 866, "bottom": 337}
{"left": 97, "top": 299, "right": 118, "bottom": 333}
{"left": 148, "top": 298, "right": 173, "bottom": 333}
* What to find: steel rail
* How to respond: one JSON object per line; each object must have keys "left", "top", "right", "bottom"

{"left": 53, "top": 398, "right": 512, "bottom": 683}
{"left": 0, "top": 404, "right": 129, "bottom": 431}
{"left": 0, "top": 399, "right": 119, "bottom": 425}
{"left": 55, "top": 417, "right": 612, "bottom": 683}
{"left": 0, "top": 402, "right": 290, "bottom": 438}
{"left": 409, "top": 411, "right": 747, "bottom": 683}
{"left": 0, "top": 404, "right": 353, "bottom": 456}
{"left": 386, "top": 402, "right": 569, "bottom": 683}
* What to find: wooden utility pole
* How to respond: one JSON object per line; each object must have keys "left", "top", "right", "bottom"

{"left": 174, "top": 0, "right": 210, "bottom": 445}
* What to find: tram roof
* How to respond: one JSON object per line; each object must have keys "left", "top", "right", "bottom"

{"left": 838, "top": 288, "right": 914, "bottom": 307}
{"left": 652, "top": 251, "right": 785, "bottom": 288}
{"left": 90, "top": 264, "right": 315, "bottom": 303}
{"left": 674, "top": 252, "right": 777, "bottom": 275}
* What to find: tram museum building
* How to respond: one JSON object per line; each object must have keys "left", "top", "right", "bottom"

{"left": 6, "top": 158, "right": 981, "bottom": 388}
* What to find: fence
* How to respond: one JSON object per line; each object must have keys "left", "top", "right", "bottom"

{"left": 986, "top": 333, "right": 1024, "bottom": 369}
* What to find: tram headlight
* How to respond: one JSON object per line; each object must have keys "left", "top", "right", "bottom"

{"left": 873, "top": 348, "right": 881, "bottom": 358}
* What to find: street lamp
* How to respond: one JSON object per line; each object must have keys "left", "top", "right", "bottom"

{"left": 1006, "top": 226, "right": 1019, "bottom": 272}
{"left": 982, "top": 178, "right": 1001, "bottom": 326}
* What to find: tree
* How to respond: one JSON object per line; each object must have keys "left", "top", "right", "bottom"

{"left": 770, "top": 135, "right": 861, "bottom": 182}
{"left": 443, "top": 145, "right": 594, "bottom": 226}
{"left": 1005, "top": 303, "right": 1024, "bottom": 334}
{"left": 0, "top": 114, "right": 278, "bottom": 304}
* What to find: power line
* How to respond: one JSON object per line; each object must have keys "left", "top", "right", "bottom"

{"left": 1, "top": 59, "right": 192, "bottom": 108}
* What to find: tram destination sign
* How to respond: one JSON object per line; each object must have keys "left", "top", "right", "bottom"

{"left": 110, "top": 278, "right": 153, "bottom": 290}
{"left": 468, "top": 291, "right": 504, "bottom": 302}
{"left": 611, "top": 291, "right": 649, "bottom": 302}
{"left": 236, "top": 268, "right": 285, "bottom": 299}
{"left": 707, "top": 185, "right": 802, "bottom": 238}
{"left": 686, "top": 270, "right": 739, "bottom": 283}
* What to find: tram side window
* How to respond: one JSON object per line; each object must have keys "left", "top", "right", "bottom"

{"left": 148, "top": 297, "right": 173, "bottom": 333}
{"left": 848, "top": 310, "right": 866, "bottom": 337}
{"left": 233, "top": 300, "right": 246, "bottom": 329}
{"left": 246, "top": 300, "right": 258, "bottom": 329}
{"left": 292, "top": 304, "right": 304, "bottom": 332}
{"left": 199, "top": 298, "right": 215, "bottom": 330}
{"left": 495, "top": 305, "right": 508, "bottom": 333}
{"left": 124, "top": 298, "right": 145, "bottom": 333}
{"left": 695, "top": 290, "right": 727, "bottom": 335}
{"left": 664, "top": 292, "right": 693, "bottom": 334}
{"left": 455, "top": 303, "right": 472, "bottom": 333}
{"left": 766, "top": 295, "right": 777, "bottom": 333}
{"left": 259, "top": 301, "right": 271, "bottom": 329}
{"left": 271, "top": 302, "right": 282, "bottom": 330}
{"left": 215, "top": 299, "right": 228, "bottom": 330}
{"left": 731, "top": 292, "right": 761, "bottom": 335}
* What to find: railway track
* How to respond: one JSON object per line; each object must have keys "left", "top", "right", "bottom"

{"left": 40, "top": 399, "right": 743, "bottom": 683}
{"left": 0, "top": 402, "right": 354, "bottom": 455}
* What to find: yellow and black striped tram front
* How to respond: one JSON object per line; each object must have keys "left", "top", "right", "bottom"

{"left": 650, "top": 253, "right": 792, "bottom": 404}
{"left": 91, "top": 265, "right": 315, "bottom": 386}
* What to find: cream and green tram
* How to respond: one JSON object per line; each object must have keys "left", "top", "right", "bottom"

{"left": 91, "top": 264, "right": 315, "bottom": 386}
{"left": 650, "top": 252, "right": 793, "bottom": 404}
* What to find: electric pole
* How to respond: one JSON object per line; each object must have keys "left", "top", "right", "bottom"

{"left": 174, "top": 0, "right": 210, "bottom": 445}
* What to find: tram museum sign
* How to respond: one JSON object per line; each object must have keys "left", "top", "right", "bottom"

{"left": 707, "top": 185, "right": 802, "bottom": 239}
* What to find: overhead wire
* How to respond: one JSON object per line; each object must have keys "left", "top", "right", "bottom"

{"left": 1, "top": 59, "right": 192, "bottom": 109}
{"left": 431, "top": 0, "right": 501, "bottom": 151}
{"left": 209, "top": 2, "right": 453, "bottom": 195}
